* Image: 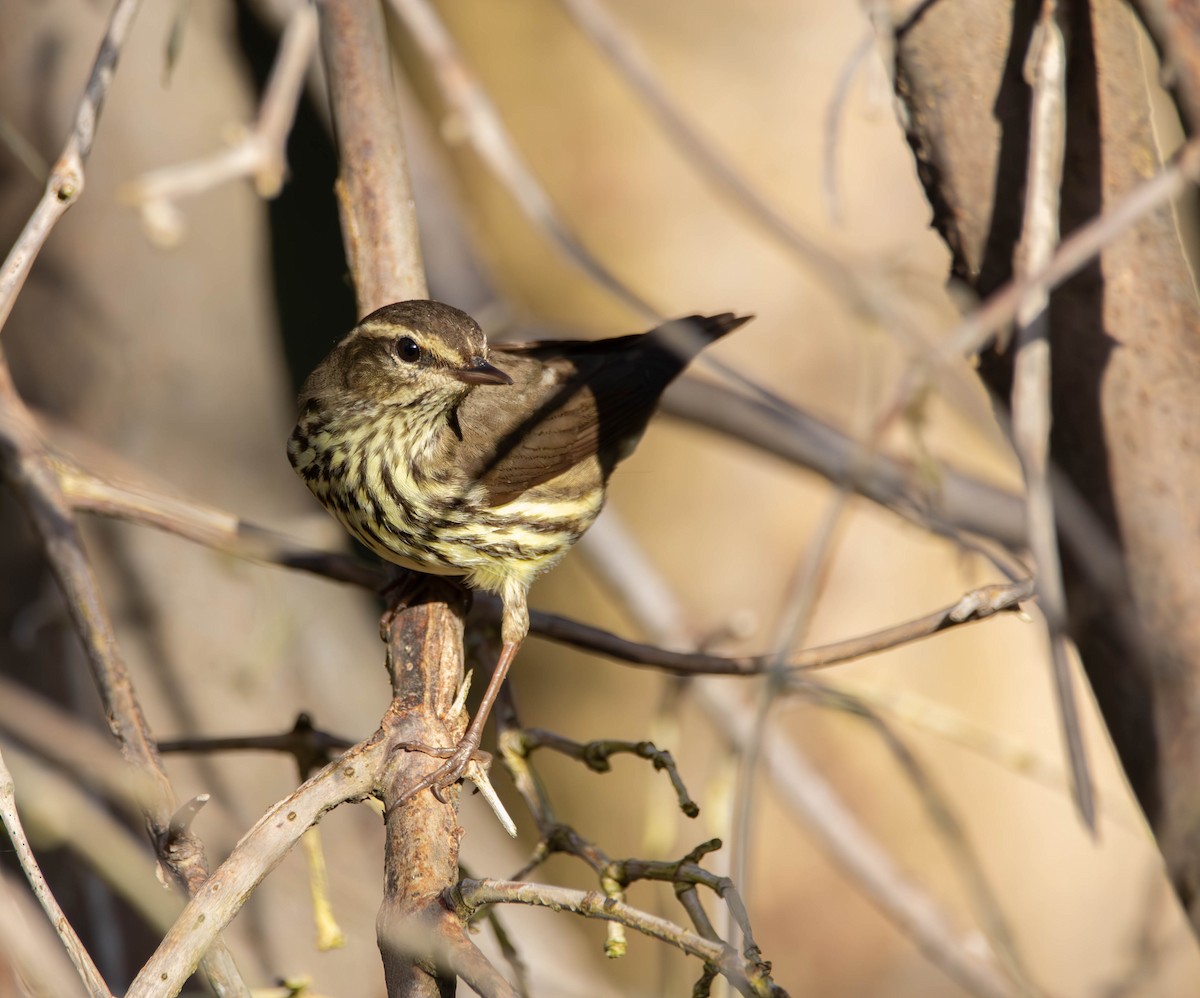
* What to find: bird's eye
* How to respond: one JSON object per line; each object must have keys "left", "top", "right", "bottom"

{"left": 395, "top": 336, "right": 421, "bottom": 363}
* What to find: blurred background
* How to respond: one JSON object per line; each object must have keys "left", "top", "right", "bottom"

{"left": 1, "top": 0, "right": 1198, "bottom": 995}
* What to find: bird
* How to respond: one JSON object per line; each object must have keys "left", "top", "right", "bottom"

{"left": 288, "top": 300, "right": 750, "bottom": 800}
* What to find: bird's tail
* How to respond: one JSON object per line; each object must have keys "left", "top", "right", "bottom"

{"left": 649, "top": 312, "right": 753, "bottom": 366}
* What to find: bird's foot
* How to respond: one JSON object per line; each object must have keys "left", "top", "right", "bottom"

{"left": 396, "top": 735, "right": 491, "bottom": 803}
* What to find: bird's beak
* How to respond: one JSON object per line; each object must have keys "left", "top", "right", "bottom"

{"left": 454, "top": 357, "right": 513, "bottom": 386}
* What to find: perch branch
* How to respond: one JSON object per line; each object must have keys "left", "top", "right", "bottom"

{"left": 318, "top": 0, "right": 427, "bottom": 310}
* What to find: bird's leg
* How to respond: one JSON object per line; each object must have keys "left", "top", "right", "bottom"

{"left": 397, "top": 584, "right": 529, "bottom": 803}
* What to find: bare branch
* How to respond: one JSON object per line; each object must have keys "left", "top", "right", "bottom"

{"left": 125, "top": 737, "right": 385, "bottom": 997}
{"left": 520, "top": 578, "right": 1033, "bottom": 676}
{"left": 448, "top": 878, "right": 781, "bottom": 998}
{"left": 580, "top": 513, "right": 1018, "bottom": 998}
{"left": 0, "top": 0, "right": 142, "bottom": 333}
{"left": 1009, "top": 1, "right": 1093, "bottom": 828}
{"left": 0, "top": 747, "right": 112, "bottom": 998}
{"left": 388, "top": 0, "right": 657, "bottom": 318}
{"left": 122, "top": 4, "right": 318, "bottom": 245}
{"left": 318, "top": 0, "right": 427, "bottom": 310}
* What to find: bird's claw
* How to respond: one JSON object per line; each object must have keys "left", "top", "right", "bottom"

{"left": 396, "top": 738, "right": 491, "bottom": 803}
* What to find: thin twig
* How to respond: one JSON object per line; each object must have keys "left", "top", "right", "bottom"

{"left": 523, "top": 578, "right": 1034, "bottom": 675}
{"left": 580, "top": 513, "right": 1017, "bottom": 998}
{"left": 124, "top": 736, "right": 386, "bottom": 997}
{"left": 520, "top": 729, "right": 699, "bottom": 817}
{"left": 1009, "top": 1, "right": 1093, "bottom": 830}
{"left": 0, "top": 747, "right": 113, "bottom": 998}
{"left": 557, "top": 0, "right": 870, "bottom": 313}
{"left": 0, "top": 0, "right": 143, "bottom": 333}
{"left": 121, "top": 4, "right": 318, "bottom": 245}
{"left": 448, "top": 879, "right": 782, "bottom": 998}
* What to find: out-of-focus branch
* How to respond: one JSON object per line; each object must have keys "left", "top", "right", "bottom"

{"left": 2, "top": 741, "right": 183, "bottom": 934}
{"left": 0, "top": 867, "right": 94, "bottom": 998}
{"left": 0, "top": 366, "right": 249, "bottom": 997}
{"left": 872, "top": 135, "right": 1200, "bottom": 458}
{"left": 46, "top": 442, "right": 1033, "bottom": 681}
{"left": 0, "top": 748, "right": 112, "bottom": 998}
{"left": 942, "top": 136, "right": 1200, "bottom": 365}
{"left": 121, "top": 4, "right": 318, "bottom": 245}
{"left": 318, "top": 0, "right": 427, "bottom": 311}
{"left": 1129, "top": 0, "right": 1200, "bottom": 134}
{"left": 54, "top": 452, "right": 384, "bottom": 587}
{"left": 0, "top": 675, "right": 153, "bottom": 822}
{"left": 790, "top": 680, "right": 1032, "bottom": 991}
{"left": 662, "top": 377, "right": 1028, "bottom": 551}
{"left": 387, "top": 0, "right": 657, "bottom": 319}
{"left": 1009, "top": 1, "right": 1093, "bottom": 828}
{"left": 555, "top": 0, "right": 871, "bottom": 309}
{"left": 0, "top": 0, "right": 142, "bottom": 333}
{"left": 125, "top": 736, "right": 386, "bottom": 997}
{"left": 579, "top": 514, "right": 1020, "bottom": 998}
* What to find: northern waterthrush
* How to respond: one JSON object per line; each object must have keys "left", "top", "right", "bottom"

{"left": 288, "top": 300, "right": 749, "bottom": 798}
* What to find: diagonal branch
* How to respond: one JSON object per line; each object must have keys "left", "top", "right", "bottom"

{"left": 0, "top": 747, "right": 112, "bottom": 998}
{"left": 0, "top": 0, "right": 142, "bottom": 334}
{"left": 121, "top": 4, "right": 318, "bottom": 245}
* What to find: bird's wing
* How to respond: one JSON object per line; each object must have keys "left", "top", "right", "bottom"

{"left": 456, "top": 343, "right": 668, "bottom": 507}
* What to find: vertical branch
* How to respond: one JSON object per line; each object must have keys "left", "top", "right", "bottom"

{"left": 0, "top": 748, "right": 112, "bottom": 998}
{"left": 1011, "top": 1, "right": 1094, "bottom": 828}
{"left": 375, "top": 578, "right": 472, "bottom": 997}
{"left": 318, "top": 0, "right": 427, "bottom": 311}
{"left": 316, "top": 4, "right": 479, "bottom": 995}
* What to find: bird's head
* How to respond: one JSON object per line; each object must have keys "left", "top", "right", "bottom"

{"left": 298, "top": 300, "right": 512, "bottom": 415}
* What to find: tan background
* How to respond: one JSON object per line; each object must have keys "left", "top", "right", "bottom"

{"left": 0, "top": 0, "right": 1196, "bottom": 995}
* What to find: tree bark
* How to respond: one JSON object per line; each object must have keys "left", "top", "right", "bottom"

{"left": 894, "top": 0, "right": 1200, "bottom": 925}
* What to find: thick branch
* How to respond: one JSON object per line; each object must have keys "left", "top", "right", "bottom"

{"left": 318, "top": 0, "right": 427, "bottom": 311}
